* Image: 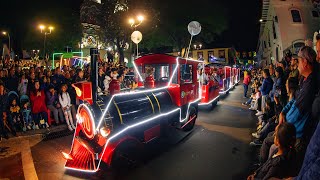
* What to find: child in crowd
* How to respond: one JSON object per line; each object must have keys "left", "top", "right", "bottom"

{"left": 22, "top": 102, "right": 33, "bottom": 130}
{"left": 9, "top": 99, "right": 21, "bottom": 130}
{"left": 247, "top": 122, "right": 297, "bottom": 180}
{"left": 59, "top": 84, "right": 76, "bottom": 131}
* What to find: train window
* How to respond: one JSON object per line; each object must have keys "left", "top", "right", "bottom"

{"left": 171, "top": 64, "right": 178, "bottom": 84}
{"left": 180, "top": 64, "right": 193, "bottom": 84}
{"left": 144, "top": 64, "right": 170, "bottom": 82}
{"left": 154, "top": 65, "right": 169, "bottom": 81}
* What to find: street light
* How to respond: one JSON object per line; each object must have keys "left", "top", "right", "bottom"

{"left": 38, "top": 24, "right": 54, "bottom": 61}
{"left": 259, "top": 18, "right": 278, "bottom": 23}
{"left": 128, "top": 15, "right": 144, "bottom": 65}
{"left": 194, "top": 43, "right": 203, "bottom": 50}
{"left": 2, "top": 31, "right": 11, "bottom": 53}
{"left": 128, "top": 15, "right": 144, "bottom": 29}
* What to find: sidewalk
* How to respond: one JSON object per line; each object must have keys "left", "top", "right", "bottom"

{"left": 0, "top": 124, "right": 69, "bottom": 158}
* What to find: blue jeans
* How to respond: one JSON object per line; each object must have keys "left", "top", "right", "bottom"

{"left": 243, "top": 84, "right": 248, "bottom": 97}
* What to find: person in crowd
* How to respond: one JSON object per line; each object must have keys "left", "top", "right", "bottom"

{"left": 0, "top": 82, "right": 16, "bottom": 140}
{"left": 30, "top": 80, "right": 49, "bottom": 129}
{"left": 256, "top": 69, "right": 273, "bottom": 116}
{"left": 52, "top": 67, "right": 65, "bottom": 90}
{"left": 9, "top": 98, "right": 21, "bottom": 130}
{"left": 247, "top": 122, "right": 297, "bottom": 180}
{"left": 46, "top": 85, "right": 64, "bottom": 125}
{"left": 22, "top": 101, "right": 32, "bottom": 130}
{"left": 269, "top": 64, "right": 276, "bottom": 82}
{"left": 103, "top": 71, "right": 112, "bottom": 93}
{"left": 27, "top": 72, "right": 36, "bottom": 94}
{"left": 259, "top": 77, "right": 299, "bottom": 163}
{"left": 98, "top": 67, "right": 105, "bottom": 95}
{"left": 294, "top": 86, "right": 320, "bottom": 180}
{"left": 6, "top": 67, "right": 19, "bottom": 93}
{"left": 243, "top": 71, "right": 251, "bottom": 98}
{"left": 74, "top": 69, "right": 85, "bottom": 83}
{"left": 59, "top": 84, "right": 76, "bottom": 131}
{"left": 279, "top": 46, "right": 317, "bottom": 142}
{"left": 270, "top": 67, "right": 286, "bottom": 105}
{"left": 289, "top": 55, "right": 299, "bottom": 79}
{"left": 18, "top": 73, "right": 28, "bottom": 96}
{"left": 40, "top": 76, "right": 50, "bottom": 91}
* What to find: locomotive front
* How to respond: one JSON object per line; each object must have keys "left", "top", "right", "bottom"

{"left": 64, "top": 51, "right": 203, "bottom": 173}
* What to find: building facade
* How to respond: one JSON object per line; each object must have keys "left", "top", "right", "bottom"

{"left": 257, "top": 0, "right": 320, "bottom": 66}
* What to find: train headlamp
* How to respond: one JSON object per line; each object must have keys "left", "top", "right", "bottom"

{"left": 100, "top": 127, "right": 111, "bottom": 138}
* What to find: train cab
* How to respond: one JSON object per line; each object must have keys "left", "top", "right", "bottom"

{"left": 64, "top": 52, "right": 203, "bottom": 173}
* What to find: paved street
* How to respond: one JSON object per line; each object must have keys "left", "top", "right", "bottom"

{"left": 0, "top": 84, "right": 259, "bottom": 180}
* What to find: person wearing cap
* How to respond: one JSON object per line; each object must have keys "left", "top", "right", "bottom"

{"left": 46, "top": 85, "right": 64, "bottom": 125}
{"left": 278, "top": 46, "right": 318, "bottom": 170}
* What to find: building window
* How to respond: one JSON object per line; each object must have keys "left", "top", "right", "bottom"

{"left": 312, "top": 10, "right": 319, "bottom": 17}
{"left": 276, "top": 47, "right": 279, "bottom": 62}
{"left": 291, "top": 9, "right": 302, "bottom": 22}
{"left": 197, "top": 51, "right": 204, "bottom": 60}
{"left": 218, "top": 50, "right": 225, "bottom": 58}
{"left": 272, "top": 22, "right": 277, "bottom": 39}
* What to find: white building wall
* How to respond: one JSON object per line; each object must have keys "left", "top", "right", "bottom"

{"left": 258, "top": 0, "right": 320, "bottom": 66}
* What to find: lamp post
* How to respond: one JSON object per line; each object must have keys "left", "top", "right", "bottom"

{"left": 2, "top": 31, "right": 11, "bottom": 53}
{"left": 128, "top": 15, "right": 144, "bottom": 65}
{"left": 39, "top": 24, "right": 54, "bottom": 61}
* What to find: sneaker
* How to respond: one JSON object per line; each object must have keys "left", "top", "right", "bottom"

{"left": 252, "top": 132, "right": 260, "bottom": 139}
{"left": 35, "top": 125, "right": 39, "bottom": 130}
{"left": 67, "top": 125, "right": 73, "bottom": 131}
{"left": 46, "top": 122, "right": 49, "bottom": 128}
{"left": 249, "top": 107, "right": 256, "bottom": 111}
{"left": 243, "top": 96, "right": 247, "bottom": 98}
{"left": 27, "top": 125, "right": 31, "bottom": 130}
{"left": 255, "top": 111, "right": 263, "bottom": 116}
{"left": 250, "top": 140, "right": 263, "bottom": 146}
{"left": 242, "top": 103, "right": 247, "bottom": 106}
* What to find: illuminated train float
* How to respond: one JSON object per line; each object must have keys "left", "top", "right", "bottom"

{"left": 64, "top": 50, "right": 204, "bottom": 172}
{"left": 205, "top": 63, "right": 240, "bottom": 96}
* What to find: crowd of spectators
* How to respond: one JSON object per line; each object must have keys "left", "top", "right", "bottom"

{"left": 244, "top": 46, "right": 320, "bottom": 180}
{"left": 0, "top": 60, "right": 134, "bottom": 140}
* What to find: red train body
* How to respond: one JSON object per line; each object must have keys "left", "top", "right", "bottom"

{"left": 64, "top": 53, "right": 204, "bottom": 173}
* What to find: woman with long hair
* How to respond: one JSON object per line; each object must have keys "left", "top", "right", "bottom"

{"left": 30, "top": 80, "right": 49, "bottom": 129}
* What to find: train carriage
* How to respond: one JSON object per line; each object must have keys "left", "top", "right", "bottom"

{"left": 198, "top": 66, "right": 220, "bottom": 107}
{"left": 64, "top": 51, "right": 203, "bottom": 173}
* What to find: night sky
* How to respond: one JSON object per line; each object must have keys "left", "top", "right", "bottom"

{"left": 0, "top": 0, "right": 261, "bottom": 53}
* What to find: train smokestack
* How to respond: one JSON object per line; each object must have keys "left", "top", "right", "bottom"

{"left": 90, "top": 48, "right": 99, "bottom": 103}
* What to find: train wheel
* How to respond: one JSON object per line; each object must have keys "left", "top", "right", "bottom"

{"left": 182, "top": 107, "right": 197, "bottom": 131}
{"left": 111, "top": 141, "right": 143, "bottom": 171}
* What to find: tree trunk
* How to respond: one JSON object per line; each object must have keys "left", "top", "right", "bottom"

{"left": 116, "top": 38, "right": 125, "bottom": 64}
